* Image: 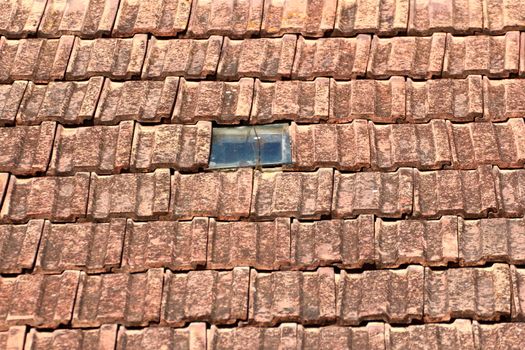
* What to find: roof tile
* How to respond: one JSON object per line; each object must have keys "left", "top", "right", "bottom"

{"left": 35, "top": 219, "right": 125, "bottom": 274}
{"left": 512, "top": 266, "right": 525, "bottom": 320}
{"left": 474, "top": 322, "right": 525, "bottom": 349}
{"left": 0, "top": 36, "right": 74, "bottom": 83}
{"left": 332, "top": 168, "right": 414, "bottom": 218}
{"left": 0, "top": 81, "right": 27, "bottom": 126}
{"left": 72, "top": 269, "right": 164, "bottom": 327}
{"left": 87, "top": 169, "right": 171, "bottom": 220}
{"left": 249, "top": 268, "right": 336, "bottom": 325}
{"left": 0, "top": 220, "right": 43, "bottom": 274}
{"left": 66, "top": 35, "right": 147, "bottom": 80}
{"left": 367, "top": 33, "right": 446, "bottom": 79}
{"left": 217, "top": 35, "right": 297, "bottom": 81}
{"left": 0, "top": 121, "right": 56, "bottom": 176}
{"left": 251, "top": 169, "right": 333, "bottom": 219}
{"left": 424, "top": 264, "right": 511, "bottom": 322}
{"left": 117, "top": 323, "right": 206, "bottom": 350}
{"left": 173, "top": 78, "right": 253, "bottom": 124}
{"left": 0, "top": 326, "right": 25, "bottom": 350}
{"left": 0, "top": 271, "right": 80, "bottom": 330}
{"left": 209, "top": 323, "right": 301, "bottom": 350}
{"left": 337, "top": 265, "right": 424, "bottom": 325}
{"left": 113, "top": 0, "right": 191, "bottom": 37}
{"left": 493, "top": 167, "right": 525, "bottom": 217}
{"left": 121, "top": 218, "right": 208, "bottom": 272}
{"left": 0, "top": 173, "right": 90, "bottom": 223}
{"left": 0, "top": 173, "right": 7, "bottom": 210}
{"left": 299, "top": 323, "right": 386, "bottom": 349}
{"left": 443, "top": 32, "right": 520, "bottom": 78}
{"left": 161, "top": 268, "right": 250, "bottom": 326}
{"left": 483, "top": 77, "right": 525, "bottom": 121}
{"left": 483, "top": 0, "right": 525, "bottom": 33}
{"left": 142, "top": 36, "right": 223, "bottom": 80}
{"left": 25, "top": 324, "right": 118, "bottom": 350}
{"left": 0, "top": 0, "right": 47, "bottom": 38}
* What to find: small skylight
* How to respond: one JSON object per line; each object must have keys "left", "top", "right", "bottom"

{"left": 208, "top": 124, "right": 292, "bottom": 169}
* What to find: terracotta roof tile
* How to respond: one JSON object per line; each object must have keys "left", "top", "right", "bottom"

{"left": 0, "top": 173, "right": 90, "bottom": 223}
{"left": 483, "top": 0, "right": 525, "bottom": 33}
{"left": 0, "top": 326, "right": 25, "bottom": 350}
{"left": 217, "top": 35, "right": 296, "bottom": 81}
{"left": 142, "top": 36, "right": 223, "bottom": 80}
{"left": 260, "top": 0, "right": 337, "bottom": 37}
{"left": 173, "top": 78, "right": 253, "bottom": 124}
{"left": 35, "top": 219, "right": 125, "bottom": 274}
{"left": 332, "top": 168, "right": 414, "bottom": 218}
{"left": 87, "top": 169, "right": 171, "bottom": 220}
{"left": 334, "top": 0, "right": 409, "bottom": 36}
{"left": 0, "top": 81, "right": 27, "bottom": 126}
{"left": 474, "top": 322, "right": 525, "bottom": 349}
{"left": 38, "top": 0, "right": 119, "bottom": 38}
{"left": 0, "top": 36, "right": 74, "bottom": 83}
{"left": 493, "top": 167, "right": 525, "bottom": 217}
{"left": 521, "top": 32, "right": 525, "bottom": 77}
{"left": 0, "top": 121, "right": 56, "bottom": 176}
{"left": 248, "top": 268, "right": 336, "bottom": 325}
{"left": 130, "top": 122, "right": 211, "bottom": 172}
{"left": 424, "top": 264, "right": 511, "bottom": 322}
{"left": 299, "top": 323, "right": 386, "bottom": 349}
{"left": 483, "top": 77, "right": 525, "bottom": 121}
{"left": 207, "top": 218, "right": 291, "bottom": 270}
{"left": 337, "top": 265, "right": 424, "bottom": 325}
{"left": 443, "top": 32, "right": 520, "bottom": 78}
{"left": 113, "top": 0, "right": 191, "bottom": 37}
{"left": 171, "top": 169, "right": 253, "bottom": 220}
{"left": 367, "top": 33, "right": 446, "bottom": 79}
{"left": 0, "top": 0, "right": 46, "bottom": 38}
{"left": 0, "top": 271, "right": 80, "bottom": 330}
{"left": 250, "top": 169, "right": 333, "bottom": 219}
{"left": 121, "top": 218, "right": 208, "bottom": 272}
{"left": 251, "top": 78, "right": 329, "bottom": 124}
{"left": 512, "top": 266, "right": 525, "bottom": 320}
{"left": 0, "top": 220, "right": 42, "bottom": 274}
{"left": 117, "top": 323, "right": 206, "bottom": 350}
{"left": 25, "top": 324, "right": 118, "bottom": 350}
{"left": 291, "top": 216, "right": 375, "bottom": 269}
{"left": 95, "top": 78, "right": 179, "bottom": 124}
{"left": 0, "top": 173, "right": 7, "bottom": 210}
{"left": 72, "top": 269, "right": 163, "bottom": 327}
{"left": 209, "top": 323, "right": 301, "bottom": 350}
{"left": 186, "top": 0, "right": 263, "bottom": 39}
{"left": 161, "top": 268, "right": 250, "bottom": 326}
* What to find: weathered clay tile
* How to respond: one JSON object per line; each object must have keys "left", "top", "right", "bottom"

{"left": 217, "top": 35, "right": 296, "bottom": 81}
{"left": 208, "top": 218, "right": 290, "bottom": 270}
{"left": 337, "top": 266, "right": 424, "bottom": 325}
{"left": 121, "top": 218, "right": 208, "bottom": 272}
{"left": 289, "top": 121, "right": 371, "bottom": 171}
{"left": 113, "top": 0, "right": 191, "bottom": 37}
{"left": 95, "top": 78, "right": 179, "bottom": 124}
{"left": 0, "top": 173, "right": 7, "bottom": 210}
{"left": 24, "top": 324, "right": 118, "bottom": 350}
{"left": 0, "top": 121, "right": 56, "bottom": 176}
{"left": 406, "top": 76, "right": 483, "bottom": 123}
{"left": 38, "top": 0, "right": 120, "bottom": 38}
{"left": 0, "top": 36, "right": 74, "bottom": 83}
{"left": 511, "top": 266, "right": 525, "bottom": 320}
{"left": 142, "top": 36, "right": 223, "bottom": 79}
{"left": 413, "top": 166, "right": 497, "bottom": 218}
{"left": 334, "top": 0, "right": 409, "bottom": 36}
{"left": 87, "top": 169, "right": 171, "bottom": 220}
{"left": 66, "top": 35, "right": 147, "bottom": 80}
{"left": 0, "top": 326, "right": 25, "bottom": 350}
{"left": 117, "top": 323, "right": 206, "bottom": 350}
{"left": 332, "top": 169, "right": 413, "bottom": 218}
{"left": 173, "top": 78, "right": 253, "bottom": 124}
{"left": 521, "top": 32, "right": 525, "bottom": 78}
{"left": 161, "top": 268, "right": 250, "bottom": 326}
{"left": 473, "top": 321, "right": 525, "bottom": 350}
{"left": 261, "top": 0, "right": 337, "bottom": 37}
{"left": 329, "top": 77, "right": 406, "bottom": 123}
{"left": 375, "top": 216, "right": 458, "bottom": 268}
{"left": 291, "top": 216, "right": 374, "bottom": 270}
{"left": 251, "top": 169, "right": 333, "bottom": 219}
{"left": 35, "top": 219, "right": 125, "bottom": 274}
{"left": 443, "top": 32, "right": 520, "bottom": 78}
{"left": 171, "top": 169, "right": 253, "bottom": 220}
{"left": 483, "top": 77, "right": 525, "bottom": 121}
{"left": 251, "top": 78, "right": 329, "bottom": 124}
{"left": 408, "top": 0, "right": 483, "bottom": 35}
{"left": 0, "top": 173, "right": 90, "bottom": 223}
{"left": 0, "top": 81, "right": 27, "bottom": 126}
{"left": 424, "top": 264, "right": 511, "bottom": 322}
{"left": 299, "top": 323, "right": 386, "bottom": 350}
{"left": 370, "top": 120, "right": 452, "bottom": 170}
{"left": 0, "top": 220, "right": 42, "bottom": 274}
{"left": 0, "top": 271, "right": 80, "bottom": 330}
{"left": 493, "top": 167, "right": 525, "bottom": 217}
{"left": 483, "top": 0, "right": 525, "bottom": 33}
{"left": 0, "top": 0, "right": 47, "bottom": 38}
{"left": 16, "top": 78, "right": 104, "bottom": 125}
{"left": 209, "top": 323, "right": 303, "bottom": 350}
{"left": 72, "top": 269, "right": 163, "bottom": 327}
{"left": 367, "top": 33, "right": 446, "bottom": 79}
{"left": 292, "top": 36, "right": 371, "bottom": 80}
{"left": 48, "top": 122, "right": 134, "bottom": 175}
{"left": 186, "top": 0, "right": 263, "bottom": 38}
{"left": 249, "top": 268, "right": 336, "bottom": 325}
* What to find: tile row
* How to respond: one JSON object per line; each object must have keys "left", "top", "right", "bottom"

{"left": 2, "top": 214, "right": 525, "bottom": 274}
{"left": 3, "top": 0, "right": 525, "bottom": 39}
{"left": 3, "top": 32, "right": 525, "bottom": 83}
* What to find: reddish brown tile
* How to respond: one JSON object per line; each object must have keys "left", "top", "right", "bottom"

{"left": 483, "top": 78, "right": 525, "bottom": 121}
{"left": 483, "top": 0, "right": 525, "bottom": 33}
{"left": 0, "top": 0, "right": 46, "bottom": 38}
{"left": 25, "top": 324, "right": 118, "bottom": 350}
{"left": 117, "top": 323, "right": 206, "bottom": 350}
{"left": 0, "top": 81, "right": 27, "bottom": 126}
{"left": 209, "top": 323, "right": 301, "bottom": 350}
{"left": 0, "top": 220, "right": 43, "bottom": 274}
{"left": 474, "top": 321, "right": 525, "bottom": 350}
{"left": 0, "top": 173, "right": 7, "bottom": 210}
{"left": 299, "top": 323, "right": 386, "bottom": 350}
{"left": 493, "top": 167, "right": 525, "bottom": 217}
{"left": 0, "top": 326, "right": 25, "bottom": 350}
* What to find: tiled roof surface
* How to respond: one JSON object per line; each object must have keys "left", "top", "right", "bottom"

{"left": 1, "top": 0, "right": 525, "bottom": 348}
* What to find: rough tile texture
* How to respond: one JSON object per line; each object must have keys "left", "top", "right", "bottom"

{"left": 0, "top": 220, "right": 43, "bottom": 274}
